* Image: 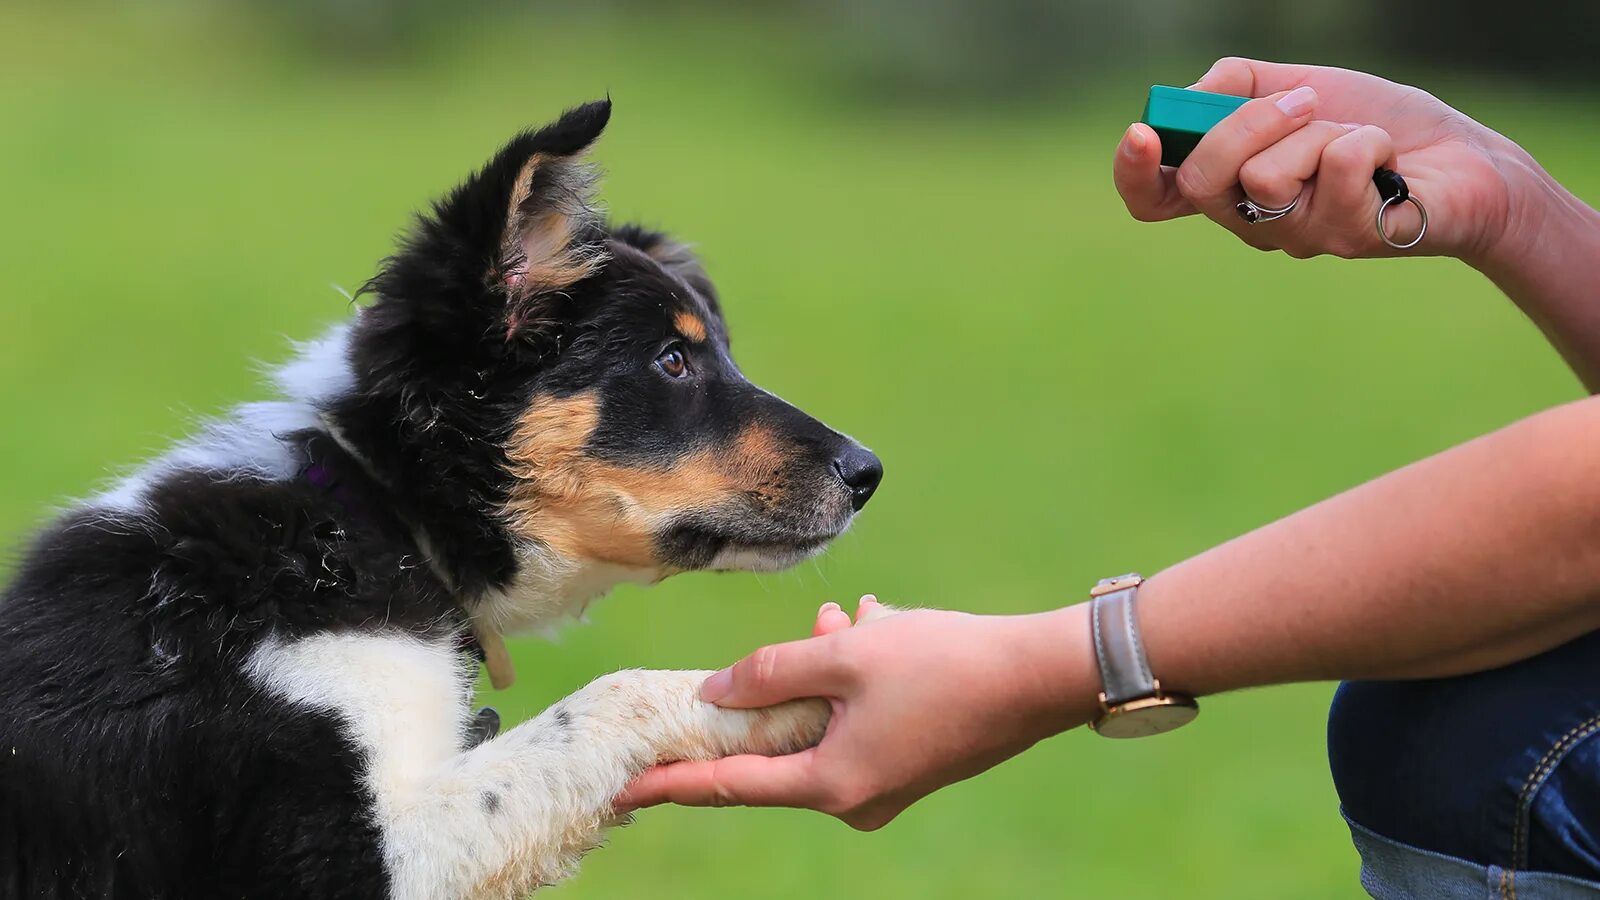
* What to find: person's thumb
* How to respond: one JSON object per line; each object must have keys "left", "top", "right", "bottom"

{"left": 700, "top": 636, "right": 846, "bottom": 708}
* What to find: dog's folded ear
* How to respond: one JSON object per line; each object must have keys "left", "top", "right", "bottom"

{"left": 366, "top": 99, "right": 612, "bottom": 344}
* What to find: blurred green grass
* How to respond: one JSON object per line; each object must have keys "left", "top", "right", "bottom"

{"left": 2, "top": 5, "right": 1594, "bottom": 899}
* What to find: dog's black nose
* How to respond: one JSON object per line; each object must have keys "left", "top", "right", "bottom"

{"left": 833, "top": 446, "right": 883, "bottom": 511}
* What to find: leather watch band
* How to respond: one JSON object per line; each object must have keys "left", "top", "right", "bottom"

{"left": 1090, "top": 576, "right": 1157, "bottom": 705}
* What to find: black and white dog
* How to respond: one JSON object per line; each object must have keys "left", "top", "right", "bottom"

{"left": 0, "top": 100, "right": 883, "bottom": 899}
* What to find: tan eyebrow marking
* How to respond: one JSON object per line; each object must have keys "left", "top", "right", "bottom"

{"left": 673, "top": 311, "right": 707, "bottom": 343}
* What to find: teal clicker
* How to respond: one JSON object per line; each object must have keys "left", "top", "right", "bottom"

{"left": 1140, "top": 85, "right": 1249, "bottom": 167}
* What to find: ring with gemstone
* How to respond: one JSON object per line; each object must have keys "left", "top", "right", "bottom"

{"left": 1235, "top": 192, "right": 1300, "bottom": 225}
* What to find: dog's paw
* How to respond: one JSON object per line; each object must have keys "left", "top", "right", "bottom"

{"left": 723, "top": 696, "right": 831, "bottom": 757}
{"left": 678, "top": 677, "right": 829, "bottom": 761}
{"left": 570, "top": 670, "right": 828, "bottom": 766}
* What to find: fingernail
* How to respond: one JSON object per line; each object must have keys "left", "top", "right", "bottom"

{"left": 1123, "top": 124, "right": 1146, "bottom": 157}
{"left": 1339, "top": 122, "right": 1363, "bottom": 131}
{"left": 700, "top": 668, "right": 733, "bottom": 702}
{"left": 860, "top": 593, "right": 877, "bottom": 603}
{"left": 1275, "top": 86, "right": 1317, "bottom": 117}
{"left": 820, "top": 602, "right": 841, "bottom": 614}
{"left": 1187, "top": 61, "right": 1219, "bottom": 89}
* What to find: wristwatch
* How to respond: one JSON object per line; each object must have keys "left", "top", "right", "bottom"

{"left": 1088, "top": 573, "right": 1199, "bottom": 738}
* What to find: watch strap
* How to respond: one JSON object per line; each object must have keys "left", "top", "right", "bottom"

{"left": 1090, "top": 578, "right": 1156, "bottom": 705}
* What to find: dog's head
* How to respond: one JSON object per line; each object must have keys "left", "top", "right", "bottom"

{"left": 339, "top": 100, "right": 880, "bottom": 613}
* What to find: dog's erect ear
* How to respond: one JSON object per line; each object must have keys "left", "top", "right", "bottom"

{"left": 370, "top": 100, "right": 612, "bottom": 342}
{"left": 491, "top": 102, "right": 610, "bottom": 302}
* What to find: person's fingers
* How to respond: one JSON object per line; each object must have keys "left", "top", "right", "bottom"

{"left": 855, "top": 594, "right": 880, "bottom": 624}
{"left": 813, "top": 602, "right": 852, "bottom": 637}
{"left": 1306, "top": 124, "right": 1409, "bottom": 256}
{"left": 1191, "top": 57, "right": 1316, "bottom": 99}
{"left": 612, "top": 767, "right": 670, "bottom": 813}
{"left": 613, "top": 752, "right": 824, "bottom": 813}
{"left": 1113, "top": 123, "right": 1194, "bottom": 223}
{"left": 1238, "top": 121, "right": 1359, "bottom": 209}
{"left": 700, "top": 635, "right": 847, "bottom": 708}
{"left": 1175, "top": 87, "right": 1321, "bottom": 220}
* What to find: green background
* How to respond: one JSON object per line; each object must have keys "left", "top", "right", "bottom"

{"left": 2, "top": 5, "right": 1594, "bottom": 898}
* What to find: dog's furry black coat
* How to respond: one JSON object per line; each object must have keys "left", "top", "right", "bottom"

{"left": 1, "top": 454, "right": 438, "bottom": 897}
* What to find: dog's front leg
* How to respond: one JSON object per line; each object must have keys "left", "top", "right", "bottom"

{"left": 381, "top": 670, "right": 828, "bottom": 900}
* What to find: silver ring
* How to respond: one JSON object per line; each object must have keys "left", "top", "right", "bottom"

{"left": 1236, "top": 193, "right": 1300, "bottom": 225}
{"left": 1377, "top": 194, "right": 1428, "bottom": 250}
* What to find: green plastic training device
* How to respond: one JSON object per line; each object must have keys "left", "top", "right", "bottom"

{"left": 1141, "top": 85, "right": 1249, "bottom": 167}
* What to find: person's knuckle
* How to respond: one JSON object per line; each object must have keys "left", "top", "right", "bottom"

{"left": 1237, "top": 156, "right": 1266, "bottom": 186}
{"left": 1311, "top": 120, "right": 1347, "bottom": 141}
{"left": 1236, "top": 105, "right": 1278, "bottom": 138}
{"left": 1239, "top": 159, "right": 1285, "bottom": 197}
{"left": 706, "top": 760, "right": 740, "bottom": 808}
{"left": 1321, "top": 134, "right": 1368, "bottom": 174}
{"left": 1210, "top": 56, "right": 1248, "bottom": 78}
{"left": 746, "top": 644, "right": 781, "bottom": 692}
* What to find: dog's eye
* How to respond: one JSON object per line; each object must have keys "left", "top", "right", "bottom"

{"left": 655, "top": 347, "right": 689, "bottom": 379}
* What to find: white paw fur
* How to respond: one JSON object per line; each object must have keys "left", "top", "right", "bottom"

{"left": 247, "top": 633, "right": 829, "bottom": 899}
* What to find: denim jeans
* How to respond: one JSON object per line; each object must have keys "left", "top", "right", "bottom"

{"left": 1329, "top": 630, "right": 1600, "bottom": 898}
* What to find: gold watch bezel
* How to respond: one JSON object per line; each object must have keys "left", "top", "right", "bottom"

{"left": 1090, "top": 679, "right": 1199, "bottom": 739}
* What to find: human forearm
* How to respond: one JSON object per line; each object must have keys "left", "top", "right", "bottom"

{"left": 1109, "top": 396, "right": 1600, "bottom": 704}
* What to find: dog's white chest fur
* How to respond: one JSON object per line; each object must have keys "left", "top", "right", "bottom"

{"left": 245, "top": 632, "right": 474, "bottom": 814}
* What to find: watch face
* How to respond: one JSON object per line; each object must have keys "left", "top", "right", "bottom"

{"left": 1092, "top": 698, "right": 1199, "bottom": 739}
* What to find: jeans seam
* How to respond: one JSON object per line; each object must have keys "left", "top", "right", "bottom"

{"left": 1506, "top": 711, "right": 1600, "bottom": 896}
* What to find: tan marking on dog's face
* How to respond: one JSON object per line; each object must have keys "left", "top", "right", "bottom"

{"left": 672, "top": 311, "right": 708, "bottom": 343}
{"left": 503, "top": 395, "right": 796, "bottom": 569}
{"left": 725, "top": 424, "right": 788, "bottom": 505}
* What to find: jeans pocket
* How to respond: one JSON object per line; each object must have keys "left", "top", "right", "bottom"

{"left": 1513, "top": 715, "right": 1600, "bottom": 884}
